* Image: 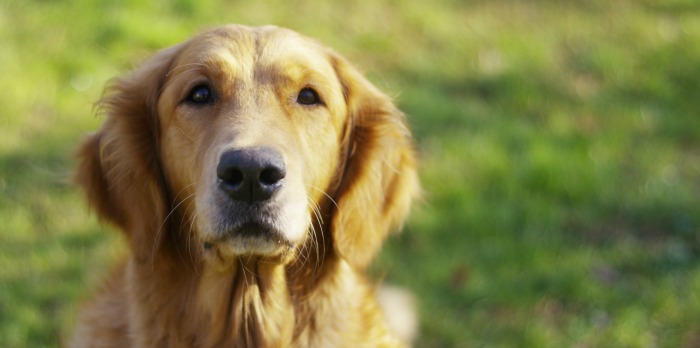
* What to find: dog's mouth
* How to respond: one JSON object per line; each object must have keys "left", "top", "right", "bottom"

{"left": 201, "top": 218, "right": 296, "bottom": 263}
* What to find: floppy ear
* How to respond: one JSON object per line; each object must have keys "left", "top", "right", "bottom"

{"left": 329, "top": 53, "right": 420, "bottom": 270}
{"left": 75, "top": 45, "right": 181, "bottom": 261}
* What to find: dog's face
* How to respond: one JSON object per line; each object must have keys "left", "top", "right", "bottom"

{"left": 157, "top": 27, "right": 347, "bottom": 262}
{"left": 76, "top": 25, "right": 418, "bottom": 270}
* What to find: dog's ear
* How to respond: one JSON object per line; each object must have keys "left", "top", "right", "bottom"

{"left": 75, "top": 45, "right": 181, "bottom": 261}
{"left": 329, "top": 52, "right": 420, "bottom": 270}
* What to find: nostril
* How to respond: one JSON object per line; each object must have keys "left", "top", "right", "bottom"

{"left": 217, "top": 166, "right": 244, "bottom": 186}
{"left": 259, "top": 166, "right": 286, "bottom": 186}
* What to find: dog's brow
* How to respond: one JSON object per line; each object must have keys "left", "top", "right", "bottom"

{"left": 165, "top": 63, "right": 206, "bottom": 78}
{"left": 254, "top": 63, "right": 294, "bottom": 86}
{"left": 254, "top": 60, "right": 326, "bottom": 88}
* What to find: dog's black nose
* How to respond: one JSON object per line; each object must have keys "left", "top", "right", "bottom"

{"left": 216, "top": 147, "right": 286, "bottom": 203}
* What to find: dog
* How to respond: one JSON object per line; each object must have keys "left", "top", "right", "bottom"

{"left": 71, "top": 24, "right": 419, "bottom": 347}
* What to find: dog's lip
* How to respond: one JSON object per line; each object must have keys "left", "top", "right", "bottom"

{"left": 203, "top": 220, "right": 293, "bottom": 253}
{"left": 233, "top": 221, "right": 282, "bottom": 239}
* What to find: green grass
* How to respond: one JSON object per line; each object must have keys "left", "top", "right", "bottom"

{"left": 1, "top": 0, "right": 699, "bottom": 346}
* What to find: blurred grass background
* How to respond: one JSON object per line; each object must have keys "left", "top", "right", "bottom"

{"left": 1, "top": 0, "right": 699, "bottom": 346}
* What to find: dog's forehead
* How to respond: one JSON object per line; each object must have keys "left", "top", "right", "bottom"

{"left": 176, "top": 25, "right": 335, "bottom": 80}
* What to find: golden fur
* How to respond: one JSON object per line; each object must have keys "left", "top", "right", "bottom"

{"left": 71, "top": 25, "right": 419, "bottom": 347}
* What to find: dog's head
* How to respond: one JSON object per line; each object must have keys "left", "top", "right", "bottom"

{"left": 76, "top": 25, "right": 419, "bottom": 270}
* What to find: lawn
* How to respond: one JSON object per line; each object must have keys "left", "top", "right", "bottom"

{"left": 1, "top": 0, "right": 699, "bottom": 347}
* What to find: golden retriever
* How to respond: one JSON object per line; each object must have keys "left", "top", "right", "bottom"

{"left": 71, "top": 24, "right": 419, "bottom": 347}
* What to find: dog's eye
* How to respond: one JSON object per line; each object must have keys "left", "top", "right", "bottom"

{"left": 297, "top": 87, "right": 321, "bottom": 106}
{"left": 186, "top": 85, "right": 213, "bottom": 104}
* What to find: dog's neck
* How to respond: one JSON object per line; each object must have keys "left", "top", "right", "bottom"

{"left": 125, "top": 234, "right": 336, "bottom": 347}
{"left": 194, "top": 258, "right": 295, "bottom": 346}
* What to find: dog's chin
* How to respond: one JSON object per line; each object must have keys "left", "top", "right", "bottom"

{"left": 201, "top": 222, "right": 296, "bottom": 270}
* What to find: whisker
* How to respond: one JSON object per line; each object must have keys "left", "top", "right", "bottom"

{"left": 172, "top": 181, "right": 199, "bottom": 203}
{"left": 288, "top": 210, "right": 313, "bottom": 278}
{"left": 307, "top": 225, "right": 320, "bottom": 275}
{"left": 239, "top": 258, "right": 253, "bottom": 288}
{"left": 182, "top": 197, "right": 200, "bottom": 274}
{"left": 290, "top": 205, "right": 326, "bottom": 302}
{"left": 151, "top": 188, "right": 197, "bottom": 270}
{"left": 189, "top": 213, "right": 201, "bottom": 275}
{"left": 307, "top": 199, "right": 323, "bottom": 272}
{"left": 309, "top": 196, "right": 327, "bottom": 268}
{"left": 176, "top": 125, "right": 196, "bottom": 143}
{"left": 305, "top": 184, "right": 340, "bottom": 212}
